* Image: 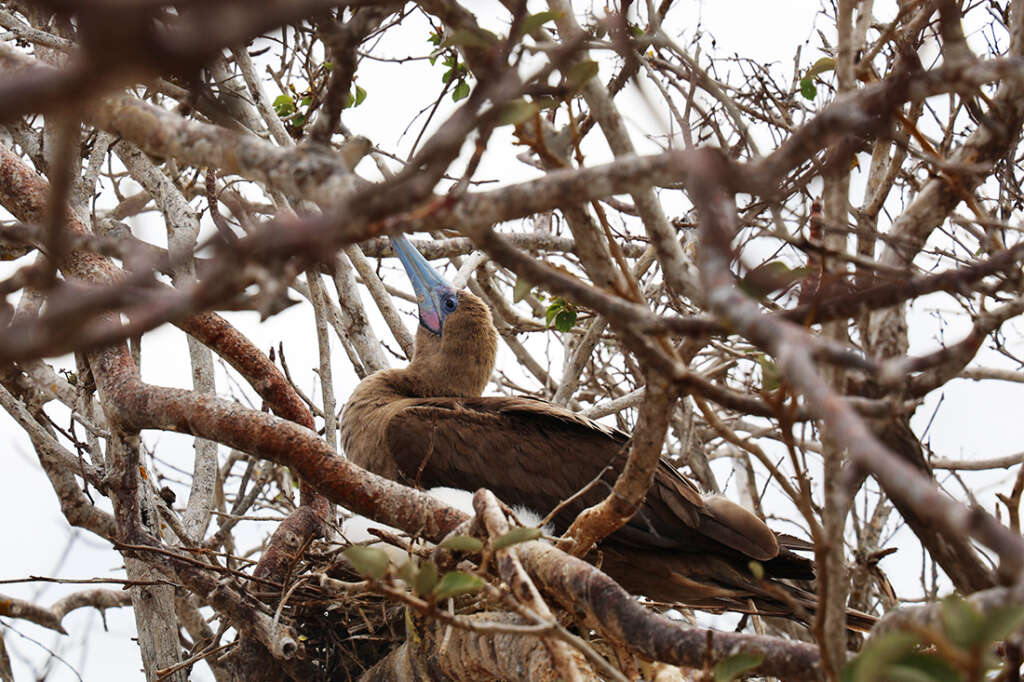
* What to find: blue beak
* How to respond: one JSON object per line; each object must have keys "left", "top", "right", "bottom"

{"left": 391, "top": 234, "right": 458, "bottom": 335}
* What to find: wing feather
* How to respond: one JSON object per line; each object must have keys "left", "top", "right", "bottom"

{"left": 384, "top": 395, "right": 775, "bottom": 559}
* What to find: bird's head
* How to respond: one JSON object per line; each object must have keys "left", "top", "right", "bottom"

{"left": 392, "top": 234, "right": 497, "bottom": 397}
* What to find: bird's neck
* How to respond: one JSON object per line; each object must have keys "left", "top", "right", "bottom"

{"left": 403, "top": 349, "right": 492, "bottom": 397}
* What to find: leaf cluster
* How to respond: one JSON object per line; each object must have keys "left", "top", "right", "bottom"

{"left": 340, "top": 526, "right": 542, "bottom": 605}
{"left": 843, "top": 596, "right": 1024, "bottom": 682}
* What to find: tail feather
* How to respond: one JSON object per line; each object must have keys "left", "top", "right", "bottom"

{"left": 597, "top": 547, "right": 877, "bottom": 633}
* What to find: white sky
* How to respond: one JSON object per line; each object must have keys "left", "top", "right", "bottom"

{"left": 4, "top": 1, "right": 1024, "bottom": 679}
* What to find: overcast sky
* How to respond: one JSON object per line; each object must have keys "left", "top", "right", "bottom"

{"left": 4, "top": 1, "right": 1024, "bottom": 679}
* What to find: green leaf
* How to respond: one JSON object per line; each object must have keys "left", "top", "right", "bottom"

{"left": 545, "top": 298, "right": 565, "bottom": 325}
{"left": 414, "top": 560, "right": 439, "bottom": 596}
{"left": 494, "top": 99, "right": 539, "bottom": 127}
{"left": 512, "top": 276, "right": 534, "bottom": 303}
{"left": 756, "top": 354, "right": 781, "bottom": 392}
{"left": 432, "top": 571, "right": 485, "bottom": 600}
{"left": 439, "top": 534, "right": 485, "bottom": 552}
{"left": 566, "top": 60, "right": 599, "bottom": 89}
{"left": 533, "top": 96, "right": 560, "bottom": 110}
{"left": 740, "top": 260, "right": 801, "bottom": 298}
{"left": 452, "top": 80, "right": 471, "bottom": 102}
{"left": 799, "top": 77, "right": 817, "bottom": 100}
{"left": 273, "top": 94, "right": 296, "bottom": 117}
{"left": 629, "top": 22, "right": 644, "bottom": 37}
{"left": 343, "top": 546, "right": 390, "bottom": 580}
{"left": 884, "top": 654, "right": 962, "bottom": 682}
{"left": 974, "top": 603, "right": 1024, "bottom": 644}
{"left": 941, "top": 594, "right": 984, "bottom": 648}
{"left": 520, "top": 11, "right": 558, "bottom": 35}
{"left": 713, "top": 652, "right": 763, "bottom": 682}
{"left": 806, "top": 56, "right": 836, "bottom": 78}
{"left": 844, "top": 632, "right": 920, "bottom": 682}
{"left": 397, "top": 559, "right": 418, "bottom": 584}
{"left": 748, "top": 560, "right": 764, "bottom": 580}
{"left": 554, "top": 309, "right": 577, "bottom": 332}
{"left": 445, "top": 27, "right": 499, "bottom": 48}
{"left": 492, "top": 526, "right": 542, "bottom": 550}
{"left": 354, "top": 85, "right": 367, "bottom": 106}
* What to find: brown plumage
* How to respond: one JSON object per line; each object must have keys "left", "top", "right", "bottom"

{"left": 341, "top": 239, "right": 873, "bottom": 629}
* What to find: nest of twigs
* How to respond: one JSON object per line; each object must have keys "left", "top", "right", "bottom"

{"left": 271, "top": 538, "right": 409, "bottom": 681}
{"left": 255, "top": 502, "right": 595, "bottom": 680}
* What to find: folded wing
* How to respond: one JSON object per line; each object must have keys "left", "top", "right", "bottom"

{"left": 385, "top": 395, "right": 781, "bottom": 563}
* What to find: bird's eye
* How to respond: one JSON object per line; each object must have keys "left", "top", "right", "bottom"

{"left": 442, "top": 295, "right": 458, "bottom": 313}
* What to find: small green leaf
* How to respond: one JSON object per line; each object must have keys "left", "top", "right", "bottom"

{"left": 941, "top": 594, "right": 984, "bottom": 648}
{"left": 748, "top": 560, "right": 764, "bottom": 580}
{"left": 884, "top": 654, "right": 961, "bottom": 682}
{"left": 494, "top": 99, "right": 539, "bottom": 127}
{"left": 799, "top": 77, "right": 817, "bottom": 100}
{"left": 844, "top": 632, "right": 920, "bottom": 682}
{"left": 445, "top": 27, "right": 499, "bottom": 48}
{"left": 974, "top": 603, "right": 1024, "bottom": 644}
{"left": 554, "top": 309, "right": 577, "bottom": 332}
{"left": 512, "top": 276, "right": 534, "bottom": 303}
{"left": 545, "top": 298, "right": 566, "bottom": 325}
{"left": 520, "top": 11, "right": 558, "bottom": 35}
{"left": 492, "top": 526, "right": 543, "bottom": 550}
{"left": 440, "top": 534, "right": 485, "bottom": 552}
{"left": 533, "top": 96, "right": 560, "bottom": 110}
{"left": 806, "top": 56, "right": 836, "bottom": 78}
{"left": 629, "top": 22, "right": 644, "bottom": 37}
{"left": 432, "top": 571, "right": 485, "bottom": 600}
{"left": 566, "top": 60, "right": 599, "bottom": 89}
{"left": 713, "top": 652, "right": 763, "bottom": 682}
{"left": 414, "top": 560, "right": 439, "bottom": 596}
{"left": 452, "top": 80, "right": 471, "bottom": 102}
{"left": 343, "top": 546, "right": 390, "bottom": 580}
{"left": 343, "top": 85, "right": 367, "bottom": 110}
{"left": 740, "top": 260, "right": 800, "bottom": 299}
{"left": 398, "top": 559, "right": 418, "bottom": 584}
{"left": 273, "top": 94, "right": 296, "bottom": 117}
{"left": 756, "top": 354, "right": 781, "bottom": 392}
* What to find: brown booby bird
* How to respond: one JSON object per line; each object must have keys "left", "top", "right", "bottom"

{"left": 340, "top": 234, "right": 863, "bottom": 626}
